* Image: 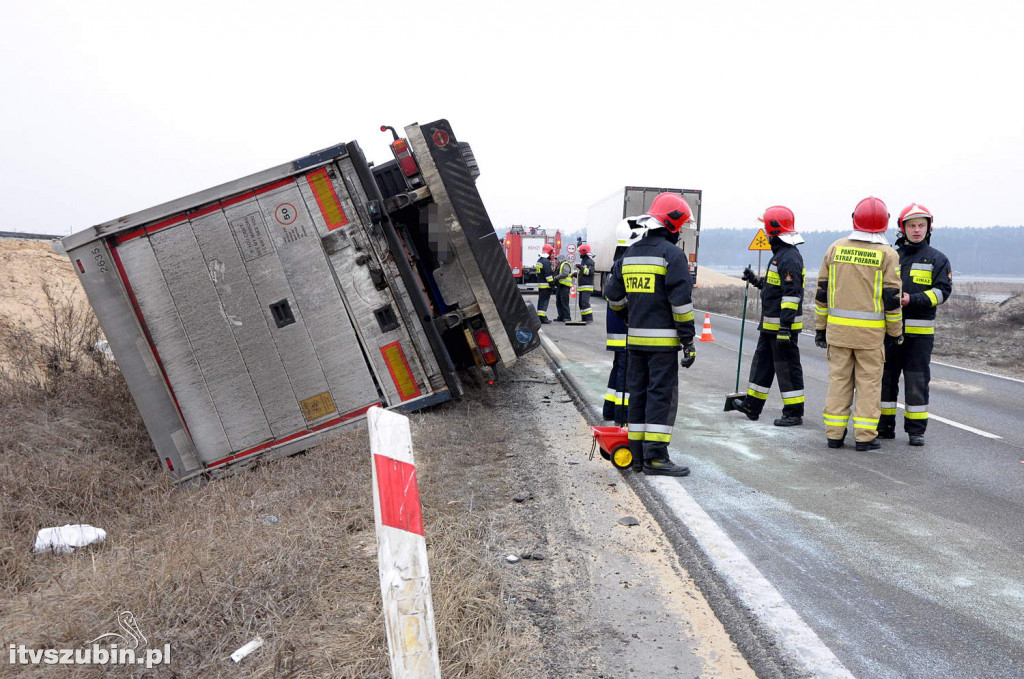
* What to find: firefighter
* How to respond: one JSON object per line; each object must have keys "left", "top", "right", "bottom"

{"left": 605, "top": 193, "right": 696, "bottom": 476}
{"left": 553, "top": 254, "right": 574, "bottom": 321}
{"left": 814, "top": 197, "right": 903, "bottom": 451}
{"left": 732, "top": 206, "right": 806, "bottom": 426}
{"left": 534, "top": 244, "right": 555, "bottom": 324}
{"left": 576, "top": 244, "right": 596, "bottom": 323}
{"left": 878, "top": 204, "right": 953, "bottom": 446}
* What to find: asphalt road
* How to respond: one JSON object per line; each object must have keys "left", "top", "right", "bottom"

{"left": 539, "top": 297, "right": 1024, "bottom": 679}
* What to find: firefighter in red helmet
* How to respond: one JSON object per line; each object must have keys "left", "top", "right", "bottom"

{"left": 604, "top": 193, "right": 696, "bottom": 476}
{"left": 731, "top": 206, "right": 806, "bottom": 426}
{"left": 576, "top": 243, "right": 596, "bottom": 323}
{"left": 878, "top": 204, "right": 952, "bottom": 446}
{"left": 814, "top": 197, "right": 903, "bottom": 451}
{"left": 534, "top": 243, "right": 556, "bottom": 324}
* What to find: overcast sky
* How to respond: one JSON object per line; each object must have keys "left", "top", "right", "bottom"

{"left": 3, "top": 0, "right": 1022, "bottom": 238}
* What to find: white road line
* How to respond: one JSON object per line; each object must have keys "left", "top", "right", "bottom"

{"left": 895, "top": 404, "right": 1002, "bottom": 439}
{"left": 539, "top": 332, "right": 567, "bottom": 361}
{"left": 649, "top": 477, "right": 855, "bottom": 679}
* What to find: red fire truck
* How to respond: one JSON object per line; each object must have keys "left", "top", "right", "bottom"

{"left": 503, "top": 226, "right": 562, "bottom": 287}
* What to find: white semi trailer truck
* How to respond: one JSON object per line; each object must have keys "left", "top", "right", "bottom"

{"left": 586, "top": 186, "right": 702, "bottom": 293}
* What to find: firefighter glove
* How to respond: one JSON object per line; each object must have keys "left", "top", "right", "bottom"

{"left": 814, "top": 329, "right": 827, "bottom": 349}
{"left": 680, "top": 344, "right": 696, "bottom": 369}
{"left": 741, "top": 267, "right": 762, "bottom": 288}
{"left": 777, "top": 330, "right": 791, "bottom": 343}
{"left": 884, "top": 333, "right": 905, "bottom": 348}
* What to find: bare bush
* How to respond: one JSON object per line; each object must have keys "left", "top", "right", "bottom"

{"left": 36, "top": 280, "right": 103, "bottom": 384}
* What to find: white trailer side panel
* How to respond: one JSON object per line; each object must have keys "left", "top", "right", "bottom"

{"left": 115, "top": 236, "right": 234, "bottom": 464}
{"left": 190, "top": 209, "right": 307, "bottom": 439}
{"left": 252, "top": 180, "right": 382, "bottom": 420}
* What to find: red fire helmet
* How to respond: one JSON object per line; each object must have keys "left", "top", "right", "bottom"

{"left": 898, "top": 203, "right": 933, "bottom": 233}
{"left": 541, "top": 244, "right": 555, "bottom": 255}
{"left": 852, "top": 197, "right": 890, "bottom": 233}
{"left": 645, "top": 193, "right": 693, "bottom": 233}
{"left": 578, "top": 244, "right": 592, "bottom": 255}
{"left": 758, "top": 206, "right": 796, "bottom": 237}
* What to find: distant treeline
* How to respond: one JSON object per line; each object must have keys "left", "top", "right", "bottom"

{"left": 697, "top": 226, "right": 1024, "bottom": 275}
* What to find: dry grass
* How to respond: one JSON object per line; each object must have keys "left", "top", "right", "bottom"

{"left": 0, "top": 298, "right": 529, "bottom": 677}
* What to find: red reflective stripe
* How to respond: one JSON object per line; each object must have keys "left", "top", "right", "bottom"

{"left": 145, "top": 214, "right": 188, "bottom": 235}
{"left": 112, "top": 228, "right": 146, "bottom": 245}
{"left": 254, "top": 178, "right": 294, "bottom": 196}
{"left": 374, "top": 454, "right": 424, "bottom": 536}
{"left": 222, "top": 190, "right": 256, "bottom": 207}
{"left": 339, "top": 402, "right": 380, "bottom": 422}
{"left": 189, "top": 203, "right": 221, "bottom": 218}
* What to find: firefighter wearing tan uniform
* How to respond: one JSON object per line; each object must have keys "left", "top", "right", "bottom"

{"left": 814, "top": 197, "right": 903, "bottom": 451}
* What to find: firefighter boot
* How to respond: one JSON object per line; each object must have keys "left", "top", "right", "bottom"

{"left": 909, "top": 435, "right": 925, "bottom": 446}
{"left": 730, "top": 398, "right": 760, "bottom": 421}
{"left": 827, "top": 431, "right": 847, "bottom": 449}
{"left": 773, "top": 416, "right": 803, "bottom": 427}
{"left": 643, "top": 458, "right": 691, "bottom": 477}
{"left": 877, "top": 429, "right": 896, "bottom": 439}
{"left": 855, "top": 439, "right": 881, "bottom": 452}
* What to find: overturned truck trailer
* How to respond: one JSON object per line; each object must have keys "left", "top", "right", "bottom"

{"left": 59, "top": 119, "right": 540, "bottom": 482}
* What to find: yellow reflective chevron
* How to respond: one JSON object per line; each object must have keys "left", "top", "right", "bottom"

{"left": 767, "top": 270, "right": 781, "bottom": 285}
{"left": 627, "top": 336, "right": 681, "bottom": 347}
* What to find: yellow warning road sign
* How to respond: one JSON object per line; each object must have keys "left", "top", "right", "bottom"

{"left": 748, "top": 229, "right": 771, "bottom": 251}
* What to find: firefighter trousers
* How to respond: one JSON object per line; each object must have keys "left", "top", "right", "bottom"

{"left": 823, "top": 344, "right": 884, "bottom": 443}
{"left": 626, "top": 350, "right": 679, "bottom": 462}
{"left": 579, "top": 290, "right": 593, "bottom": 322}
{"left": 603, "top": 351, "right": 628, "bottom": 423}
{"left": 536, "top": 287, "right": 551, "bottom": 319}
{"left": 739, "top": 332, "right": 805, "bottom": 417}
{"left": 555, "top": 285, "right": 571, "bottom": 320}
{"left": 879, "top": 335, "right": 933, "bottom": 436}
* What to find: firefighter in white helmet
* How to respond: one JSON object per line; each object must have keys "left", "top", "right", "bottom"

{"left": 605, "top": 193, "right": 696, "bottom": 476}
{"left": 814, "top": 197, "right": 903, "bottom": 451}
{"left": 878, "top": 204, "right": 953, "bottom": 446}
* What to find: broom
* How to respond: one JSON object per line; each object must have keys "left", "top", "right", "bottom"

{"left": 724, "top": 272, "right": 752, "bottom": 411}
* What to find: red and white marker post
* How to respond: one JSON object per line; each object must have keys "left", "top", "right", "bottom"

{"left": 368, "top": 406, "right": 441, "bottom": 678}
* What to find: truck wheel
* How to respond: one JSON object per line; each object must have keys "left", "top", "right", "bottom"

{"left": 610, "top": 445, "right": 632, "bottom": 469}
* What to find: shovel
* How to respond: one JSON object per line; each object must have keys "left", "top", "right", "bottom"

{"left": 724, "top": 271, "right": 752, "bottom": 411}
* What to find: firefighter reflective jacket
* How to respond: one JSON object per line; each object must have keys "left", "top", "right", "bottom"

{"left": 577, "top": 254, "right": 596, "bottom": 291}
{"left": 897, "top": 241, "right": 952, "bottom": 335}
{"left": 758, "top": 242, "right": 805, "bottom": 333}
{"left": 604, "top": 231, "right": 695, "bottom": 352}
{"left": 815, "top": 236, "right": 902, "bottom": 349}
{"left": 555, "top": 260, "right": 574, "bottom": 287}
{"left": 535, "top": 255, "right": 555, "bottom": 289}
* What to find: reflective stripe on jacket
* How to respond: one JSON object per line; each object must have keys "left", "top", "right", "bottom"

{"left": 815, "top": 237, "right": 902, "bottom": 349}
{"left": 603, "top": 231, "right": 695, "bottom": 352}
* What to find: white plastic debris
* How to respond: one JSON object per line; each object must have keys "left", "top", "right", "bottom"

{"left": 94, "top": 339, "right": 116, "bottom": 362}
{"left": 505, "top": 554, "right": 520, "bottom": 563}
{"left": 33, "top": 524, "right": 107, "bottom": 554}
{"left": 230, "top": 636, "right": 264, "bottom": 663}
